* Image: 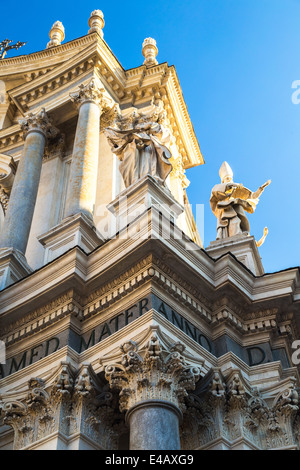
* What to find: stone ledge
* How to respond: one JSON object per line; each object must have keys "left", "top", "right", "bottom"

{"left": 0, "top": 248, "right": 32, "bottom": 291}
{"left": 206, "top": 233, "right": 264, "bottom": 276}
{"left": 38, "top": 212, "right": 104, "bottom": 264}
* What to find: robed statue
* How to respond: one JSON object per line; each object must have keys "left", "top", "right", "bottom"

{"left": 210, "top": 161, "right": 271, "bottom": 241}
{"left": 104, "top": 101, "right": 172, "bottom": 188}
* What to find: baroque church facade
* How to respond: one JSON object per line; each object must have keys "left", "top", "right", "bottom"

{"left": 0, "top": 10, "right": 299, "bottom": 451}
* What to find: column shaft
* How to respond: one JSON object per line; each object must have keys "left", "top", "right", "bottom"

{"left": 0, "top": 130, "right": 45, "bottom": 253}
{"left": 64, "top": 100, "right": 100, "bottom": 220}
{"left": 127, "top": 401, "right": 181, "bottom": 450}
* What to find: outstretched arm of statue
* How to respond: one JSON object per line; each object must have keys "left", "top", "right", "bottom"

{"left": 251, "top": 179, "right": 271, "bottom": 199}
{"left": 256, "top": 227, "right": 269, "bottom": 247}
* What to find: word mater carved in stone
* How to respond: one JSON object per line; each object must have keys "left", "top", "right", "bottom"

{"left": 79, "top": 298, "right": 150, "bottom": 352}
{"left": 0, "top": 337, "right": 59, "bottom": 378}
{"left": 1, "top": 296, "right": 214, "bottom": 378}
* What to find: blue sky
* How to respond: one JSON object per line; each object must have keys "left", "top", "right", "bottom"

{"left": 1, "top": 0, "right": 300, "bottom": 273}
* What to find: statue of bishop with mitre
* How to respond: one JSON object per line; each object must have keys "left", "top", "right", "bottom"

{"left": 210, "top": 161, "right": 271, "bottom": 241}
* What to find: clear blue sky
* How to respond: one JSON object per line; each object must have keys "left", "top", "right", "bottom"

{"left": 2, "top": 0, "right": 300, "bottom": 273}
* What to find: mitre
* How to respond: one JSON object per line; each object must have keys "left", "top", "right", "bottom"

{"left": 219, "top": 161, "right": 233, "bottom": 183}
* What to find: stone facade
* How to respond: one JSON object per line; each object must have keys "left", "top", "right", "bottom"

{"left": 0, "top": 12, "right": 299, "bottom": 451}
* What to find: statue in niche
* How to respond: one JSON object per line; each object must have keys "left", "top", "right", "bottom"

{"left": 210, "top": 161, "right": 271, "bottom": 241}
{"left": 104, "top": 100, "right": 172, "bottom": 188}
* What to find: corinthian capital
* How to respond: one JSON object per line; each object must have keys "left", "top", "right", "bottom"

{"left": 19, "top": 108, "right": 58, "bottom": 140}
{"left": 105, "top": 334, "right": 201, "bottom": 414}
{"left": 70, "top": 78, "right": 111, "bottom": 110}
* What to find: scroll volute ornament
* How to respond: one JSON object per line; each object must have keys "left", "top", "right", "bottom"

{"left": 0, "top": 154, "right": 16, "bottom": 213}
{"left": 0, "top": 153, "right": 16, "bottom": 194}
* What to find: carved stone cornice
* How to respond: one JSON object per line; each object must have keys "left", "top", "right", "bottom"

{"left": 1, "top": 289, "right": 82, "bottom": 345}
{"left": 105, "top": 333, "right": 201, "bottom": 415}
{"left": 0, "top": 253, "right": 213, "bottom": 346}
{"left": 0, "top": 126, "right": 24, "bottom": 151}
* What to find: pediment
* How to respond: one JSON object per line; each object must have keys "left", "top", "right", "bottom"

{"left": 7, "top": 43, "right": 118, "bottom": 115}
{"left": 0, "top": 33, "right": 203, "bottom": 168}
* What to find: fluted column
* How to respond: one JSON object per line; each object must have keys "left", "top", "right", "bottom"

{"left": 105, "top": 334, "right": 201, "bottom": 450}
{"left": 0, "top": 109, "right": 55, "bottom": 255}
{"left": 64, "top": 79, "right": 107, "bottom": 221}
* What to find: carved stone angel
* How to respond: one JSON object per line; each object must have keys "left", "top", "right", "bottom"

{"left": 104, "top": 100, "right": 172, "bottom": 188}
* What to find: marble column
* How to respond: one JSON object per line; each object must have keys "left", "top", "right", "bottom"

{"left": 127, "top": 401, "right": 182, "bottom": 450}
{"left": 0, "top": 109, "right": 55, "bottom": 255}
{"left": 105, "top": 335, "right": 201, "bottom": 450}
{"left": 64, "top": 79, "right": 106, "bottom": 221}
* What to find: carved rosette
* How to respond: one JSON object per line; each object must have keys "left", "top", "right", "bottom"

{"left": 105, "top": 334, "right": 201, "bottom": 415}
{"left": 19, "top": 108, "right": 58, "bottom": 141}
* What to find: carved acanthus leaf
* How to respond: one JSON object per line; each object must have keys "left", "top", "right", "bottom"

{"left": 19, "top": 108, "right": 59, "bottom": 141}
{"left": 105, "top": 333, "right": 201, "bottom": 414}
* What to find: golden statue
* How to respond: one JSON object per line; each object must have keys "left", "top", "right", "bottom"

{"left": 210, "top": 162, "right": 271, "bottom": 242}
